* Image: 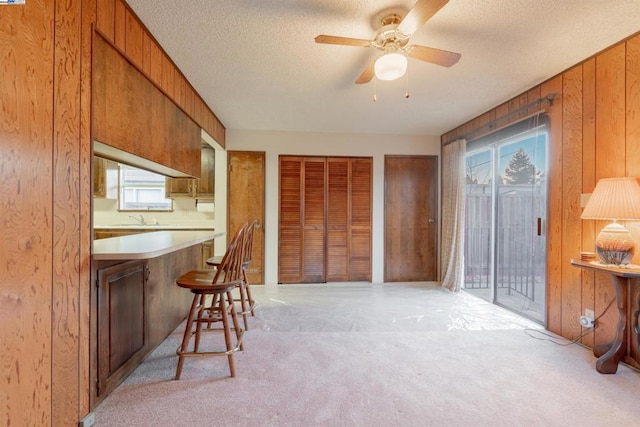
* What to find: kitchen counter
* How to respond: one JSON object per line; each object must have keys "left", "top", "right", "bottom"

{"left": 93, "top": 224, "right": 214, "bottom": 230}
{"left": 93, "top": 230, "right": 224, "bottom": 260}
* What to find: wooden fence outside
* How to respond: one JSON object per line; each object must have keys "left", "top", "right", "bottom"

{"left": 464, "top": 184, "right": 546, "bottom": 302}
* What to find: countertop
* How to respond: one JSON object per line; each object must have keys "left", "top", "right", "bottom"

{"left": 93, "top": 230, "right": 225, "bottom": 260}
{"left": 94, "top": 224, "right": 214, "bottom": 230}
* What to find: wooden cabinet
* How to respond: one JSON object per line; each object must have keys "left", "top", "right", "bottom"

{"left": 96, "top": 260, "right": 149, "bottom": 397}
{"left": 278, "top": 156, "right": 372, "bottom": 283}
{"left": 165, "top": 176, "right": 197, "bottom": 198}
{"left": 197, "top": 144, "right": 215, "bottom": 199}
{"left": 93, "top": 157, "right": 119, "bottom": 199}
{"left": 166, "top": 144, "right": 215, "bottom": 200}
{"left": 93, "top": 33, "right": 201, "bottom": 177}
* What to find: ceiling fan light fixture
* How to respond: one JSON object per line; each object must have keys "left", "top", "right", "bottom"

{"left": 374, "top": 52, "right": 407, "bottom": 81}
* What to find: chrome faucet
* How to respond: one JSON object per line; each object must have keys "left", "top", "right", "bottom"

{"left": 129, "top": 214, "right": 147, "bottom": 225}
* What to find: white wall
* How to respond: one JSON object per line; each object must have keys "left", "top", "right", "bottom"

{"left": 226, "top": 129, "right": 441, "bottom": 284}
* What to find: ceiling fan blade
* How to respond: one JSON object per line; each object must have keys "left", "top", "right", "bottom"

{"left": 406, "top": 45, "right": 461, "bottom": 67}
{"left": 397, "top": 0, "right": 449, "bottom": 35}
{"left": 315, "top": 35, "right": 372, "bottom": 47}
{"left": 355, "top": 61, "right": 375, "bottom": 84}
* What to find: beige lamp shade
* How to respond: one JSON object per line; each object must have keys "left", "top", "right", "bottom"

{"left": 581, "top": 177, "right": 640, "bottom": 265}
{"left": 581, "top": 177, "right": 640, "bottom": 220}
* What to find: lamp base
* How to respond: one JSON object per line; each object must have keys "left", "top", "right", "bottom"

{"left": 594, "top": 222, "right": 635, "bottom": 265}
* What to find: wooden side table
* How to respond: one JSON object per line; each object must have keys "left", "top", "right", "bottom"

{"left": 570, "top": 259, "right": 640, "bottom": 374}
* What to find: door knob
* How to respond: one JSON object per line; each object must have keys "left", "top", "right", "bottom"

{"left": 428, "top": 218, "right": 435, "bottom": 223}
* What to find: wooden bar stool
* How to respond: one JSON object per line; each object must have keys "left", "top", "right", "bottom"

{"left": 174, "top": 225, "right": 246, "bottom": 379}
{"left": 206, "top": 220, "right": 257, "bottom": 330}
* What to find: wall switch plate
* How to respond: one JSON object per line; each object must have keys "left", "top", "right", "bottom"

{"left": 585, "top": 309, "right": 595, "bottom": 321}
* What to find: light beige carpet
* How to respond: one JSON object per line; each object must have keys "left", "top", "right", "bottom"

{"left": 94, "top": 283, "right": 640, "bottom": 426}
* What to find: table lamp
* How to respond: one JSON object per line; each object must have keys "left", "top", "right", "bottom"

{"left": 581, "top": 177, "right": 640, "bottom": 265}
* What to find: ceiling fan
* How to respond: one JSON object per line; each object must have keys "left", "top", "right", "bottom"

{"left": 315, "top": 0, "right": 461, "bottom": 84}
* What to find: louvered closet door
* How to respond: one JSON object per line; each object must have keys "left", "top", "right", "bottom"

{"left": 349, "top": 158, "right": 372, "bottom": 281}
{"left": 327, "top": 159, "right": 349, "bottom": 281}
{"left": 278, "top": 157, "right": 303, "bottom": 283}
{"left": 326, "top": 158, "right": 372, "bottom": 282}
{"left": 278, "top": 156, "right": 371, "bottom": 283}
{"left": 302, "top": 158, "right": 327, "bottom": 282}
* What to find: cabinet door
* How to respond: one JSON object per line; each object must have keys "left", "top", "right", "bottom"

{"left": 166, "top": 177, "right": 195, "bottom": 198}
{"left": 97, "top": 260, "right": 148, "bottom": 396}
{"left": 196, "top": 144, "right": 215, "bottom": 200}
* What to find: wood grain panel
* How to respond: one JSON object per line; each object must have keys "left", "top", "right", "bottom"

{"left": 595, "top": 44, "right": 626, "bottom": 178}
{"left": 0, "top": 1, "right": 54, "bottom": 425}
{"left": 560, "top": 66, "right": 583, "bottom": 339}
{"left": 593, "top": 43, "right": 627, "bottom": 346}
{"left": 541, "top": 75, "right": 563, "bottom": 333}
{"left": 53, "top": 0, "right": 82, "bottom": 423}
{"left": 114, "top": 0, "right": 126, "bottom": 49}
{"left": 124, "top": 8, "right": 143, "bottom": 65}
{"left": 149, "top": 37, "right": 162, "bottom": 85}
{"left": 581, "top": 57, "right": 597, "bottom": 348}
{"left": 384, "top": 156, "right": 437, "bottom": 282}
{"left": 526, "top": 86, "right": 542, "bottom": 114}
{"left": 626, "top": 34, "right": 640, "bottom": 176}
{"left": 96, "top": 0, "right": 115, "bottom": 42}
{"left": 141, "top": 31, "right": 152, "bottom": 76}
{"left": 79, "top": 0, "right": 95, "bottom": 417}
{"left": 494, "top": 101, "right": 511, "bottom": 131}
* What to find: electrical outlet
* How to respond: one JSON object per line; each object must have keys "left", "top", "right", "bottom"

{"left": 78, "top": 412, "right": 95, "bottom": 427}
{"left": 585, "top": 309, "right": 595, "bottom": 321}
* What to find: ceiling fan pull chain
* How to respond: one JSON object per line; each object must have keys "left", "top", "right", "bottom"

{"left": 373, "top": 78, "right": 378, "bottom": 102}
{"left": 405, "top": 66, "right": 410, "bottom": 99}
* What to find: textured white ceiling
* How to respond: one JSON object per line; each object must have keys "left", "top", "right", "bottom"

{"left": 126, "top": 0, "right": 640, "bottom": 136}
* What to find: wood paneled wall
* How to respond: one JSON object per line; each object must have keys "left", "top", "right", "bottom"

{"left": 442, "top": 32, "right": 640, "bottom": 352}
{"left": 1, "top": 0, "right": 226, "bottom": 424}
{"left": 95, "top": 0, "right": 226, "bottom": 146}
{"left": 0, "top": 0, "right": 92, "bottom": 425}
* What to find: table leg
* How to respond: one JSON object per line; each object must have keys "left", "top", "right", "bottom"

{"left": 594, "top": 275, "right": 628, "bottom": 374}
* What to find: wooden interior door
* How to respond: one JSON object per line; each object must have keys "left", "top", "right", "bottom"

{"left": 384, "top": 155, "right": 438, "bottom": 282}
{"left": 227, "top": 151, "right": 265, "bottom": 284}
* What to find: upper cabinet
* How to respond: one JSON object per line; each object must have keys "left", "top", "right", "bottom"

{"left": 197, "top": 144, "right": 215, "bottom": 200}
{"left": 95, "top": 0, "right": 225, "bottom": 147}
{"left": 92, "top": 34, "right": 200, "bottom": 178}
{"left": 166, "top": 144, "right": 215, "bottom": 200}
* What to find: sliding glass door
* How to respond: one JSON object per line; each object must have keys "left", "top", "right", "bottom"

{"left": 464, "top": 125, "right": 547, "bottom": 324}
